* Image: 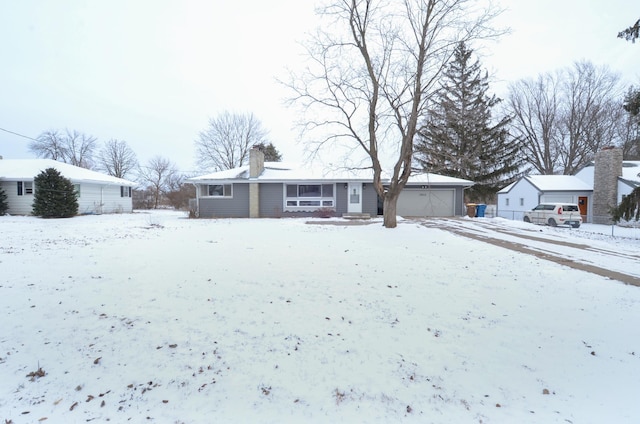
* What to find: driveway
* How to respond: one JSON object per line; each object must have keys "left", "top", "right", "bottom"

{"left": 418, "top": 218, "right": 640, "bottom": 287}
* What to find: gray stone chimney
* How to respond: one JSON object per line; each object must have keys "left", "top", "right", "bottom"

{"left": 249, "top": 146, "right": 264, "bottom": 217}
{"left": 249, "top": 146, "right": 265, "bottom": 178}
{"left": 592, "top": 147, "right": 623, "bottom": 224}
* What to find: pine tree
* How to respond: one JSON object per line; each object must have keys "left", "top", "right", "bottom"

{"left": 32, "top": 168, "right": 79, "bottom": 218}
{"left": 414, "top": 42, "right": 526, "bottom": 202}
{"left": 612, "top": 186, "right": 640, "bottom": 222}
{"left": 0, "top": 186, "right": 8, "bottom": 215}
{"left": 255, "top": 142, "right": 283, "bottom": 162}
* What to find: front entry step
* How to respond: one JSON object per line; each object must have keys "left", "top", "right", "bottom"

{"left": 342, "top": 213, "right": 371, "bottom": 220}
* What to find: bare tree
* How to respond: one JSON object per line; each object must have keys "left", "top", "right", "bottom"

{"left": 29, "top": 130, "right": 68, "bottom": 161}
{"left": 65, "top": 129, "right": 98, "bottom": 169}
{"left": 619, "top": 85, "right": 640, "bottom": 159}
{"left": 138, "top": 156, "right": 179, "bottom": 209}
{"left": 195, "top": 111, "right": 270, "bottom": 171}
{"left": 508, "top": 73, "right": 562, "bottom": 174}
{"left": 508, "top": 62, "right": 622, "bottom": 175}
{"left": 558, "top": 62, "right": 622, "bottom": 174}
{"left": 286, "top": 0, "right": 502, "bottom": 228}
{"left": 29, "top": 129, "right": 97, "bottom": 169}
{"left": 97, "top": 139, "right": 139, "bottom": 179}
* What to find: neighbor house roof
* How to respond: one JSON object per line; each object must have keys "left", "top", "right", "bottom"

{"left": 187, "top": 162, "right": 474, "bottom": 186}
{"left": 620, "top": 161, "right": 640, "bottom": 187}
{"left": 0, "top": 159, "right": 136, "bottom": 186}
{"left": 499, "top": 175, "right": 593, "bottom": 194}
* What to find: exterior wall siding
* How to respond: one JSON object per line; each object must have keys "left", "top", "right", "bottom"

{"left": 2, "top": 181, "right": 34, "bottom": 215}
{"left": 198, "top": 183, "right": 250, "bottom": 218}
{"left": 77, "top": 184, "right": 133, "bottom": 214}
{"left": 259, "top": 183, "right": 284, "bottom": 217}
{"left": 496, "top": 180, "right": 540, "bottom": 220}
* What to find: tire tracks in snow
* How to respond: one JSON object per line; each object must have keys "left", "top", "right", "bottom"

{"left": 418, "top": 218, "right": 640, "bottom": 287}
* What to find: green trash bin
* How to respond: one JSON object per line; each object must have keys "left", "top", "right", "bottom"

{"left": 476, "top": 204, "right": 487, "bottom": 217}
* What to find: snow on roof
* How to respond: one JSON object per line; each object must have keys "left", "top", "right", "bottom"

{"left": 525, "top": 175, "right": 593, "bottom": 191}
{"left": 621, "top": 161, "right": 640, "bottom": 183}
{"left": 187, "top": 162, "right": 474, "bottom": 186}
{"left": 0, "top": 159, "right": 136, "bottom": 186}
{"left": 497, "top": 180, "right": 517, "bottom": 194}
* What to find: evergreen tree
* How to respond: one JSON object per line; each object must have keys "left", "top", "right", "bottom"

{"left": 32, "top": 168, "right": 78, "bottom": 218}
{"left": 414, "top": 42, "right": 526, "bottom": 202}
{"left": 255, "top": 142, "right": 283, "bottom": 162}
{"left": 0, "top": 186, "right": 8, "bottom": 215}
{"left": 612, "top": 186, "right": 640, "bottom": 222}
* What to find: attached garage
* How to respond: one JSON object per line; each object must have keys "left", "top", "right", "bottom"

{"left": 397, "top": 188, "right": 456, "bottom": 217}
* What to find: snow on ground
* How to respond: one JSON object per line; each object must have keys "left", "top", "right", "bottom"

{"left": 1, "top": 211, "right": 639, "bottom": 423}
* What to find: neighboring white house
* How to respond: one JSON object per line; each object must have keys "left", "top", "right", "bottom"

{"left": 575, "top": 160, "right": 640, "bottom": 204}
{"left": 0, "top": 159, "right": 136, "bottom": 215}
{"left": 497, "top": 147, "right": 640, "bottom": 223}
{"left": 496, "top": 175, "right": 593, "bottom": 221}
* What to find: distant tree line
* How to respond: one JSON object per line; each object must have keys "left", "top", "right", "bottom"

{"left": 27, "top": 112, "right": 283, "bottom": 211}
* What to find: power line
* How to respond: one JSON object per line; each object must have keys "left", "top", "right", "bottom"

{"left": 0, "top": 126, "right": 38, "bottom": 142}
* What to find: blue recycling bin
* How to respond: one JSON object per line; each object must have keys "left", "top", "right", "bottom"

{"left": 476, "top": 204, "right": 487, "bottom": 217}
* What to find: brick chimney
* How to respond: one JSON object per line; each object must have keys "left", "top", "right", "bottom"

{"left": 249, "top": 146, "right": 264, "bottom": 218}
{"left": 592, "top": 147, "right": 623, "bottom": 224}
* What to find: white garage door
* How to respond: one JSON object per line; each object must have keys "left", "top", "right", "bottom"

{"left": 397, "top": 189, "right": 455, "bottom": 217}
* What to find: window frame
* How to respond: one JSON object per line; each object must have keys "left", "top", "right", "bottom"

{"left": 284, "top": 183, "right": 335, "bottom": 210}
{"left": 204, "top": 184, "right": 233, "bottom": 198}
{"left": 120, "top": 186, "right": 131, "bottom": 198}
{"left": 17, "top": 181, "right": 34, "bottom": 196}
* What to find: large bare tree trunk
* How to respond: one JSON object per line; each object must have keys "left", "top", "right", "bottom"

{"left": 287, "top": 0, "right": 503, "bottom": 228}
{"left": 383, "top": 192, "right": 400, "bottom": 228}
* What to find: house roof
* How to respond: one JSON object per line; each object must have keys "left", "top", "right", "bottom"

{"left": 0, "top": 159, "right": 136, "bottom": 186}
{"left": 621, "top": 161, "right": 640, "bottom": 186}
{"left": 187, "top": 162, "right": 475, "bottom": 186}
{"left": 498, "top": 175, "right": 593, "bottom": 194}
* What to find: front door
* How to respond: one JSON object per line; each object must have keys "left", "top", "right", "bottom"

{"left": 578, "top": 196, "right": 588, "bottom": 222}
{"left": 347, "top": 182, "right": 362, "bottom": 213}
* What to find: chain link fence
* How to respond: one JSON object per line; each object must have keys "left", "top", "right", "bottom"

{"left": 493, "top": 208, "right": 640, "bottom": 239}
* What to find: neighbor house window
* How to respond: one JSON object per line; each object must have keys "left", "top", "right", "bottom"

{"left": 120, "top": 186, "right": 131, "bottom": 197}
{"left": 505, "top": 198, "right": 509, "bottom": 206}
{"left": 205, "top": 184, "right": 232, "bottom": 197}
{"left": 17, "top": 181, "right": 33, "bottom": 196}
{"left": 74, "top": 184, "right": 81, "bottom": 197}
{"left": 285, "top": 184, "right": 334, "bottom": 208}
{"left": 520, "top": 198, "right": 524, "bottom": 206}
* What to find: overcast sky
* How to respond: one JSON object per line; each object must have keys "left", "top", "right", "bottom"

{"left": 1, "top": 0, "right": 637, "bottom": 175}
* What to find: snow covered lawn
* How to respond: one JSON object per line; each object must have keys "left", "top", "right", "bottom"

{"left": 1, "top": 211, "right": 639, "bottom": 423}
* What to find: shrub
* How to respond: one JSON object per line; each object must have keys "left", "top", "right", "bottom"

{"left": 32, "top": 168, "right": 79, "bottom": 218}
{"left": 0, "top": 186, "right": 8, "bottom": 215}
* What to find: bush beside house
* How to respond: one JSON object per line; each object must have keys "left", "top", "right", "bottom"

{"left": 32, "top": 168, "right": 79, "bottom": 218}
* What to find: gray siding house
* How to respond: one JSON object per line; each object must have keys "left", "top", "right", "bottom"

{"left": 0, "top": 159, "right": 136, "bottom": 215}
{"left": 187, "top": 148, "right": 474, "bottom": 219}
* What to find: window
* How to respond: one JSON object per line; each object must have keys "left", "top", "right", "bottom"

{"left": 205, "top": 184, "right": 232, "bottom": 197}
{"left": 285, "top": 184, "right": 335, "bottom": 208}
{"left": 120, "top": 186, "right": 131, "bottom": 197}
{"left": 74, "top": 184, "right": 81, "bottom": 197}
{"left": 17, "top": 181, "right": 33, "bottom": 196}
{"left": 505, "top": 198, "right": 509, "bottom": 206}
{"left": 519, "top": 198, "right": 524, "bottom": 206}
